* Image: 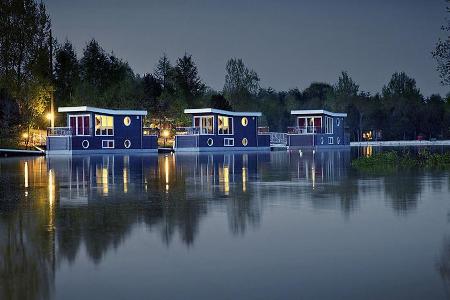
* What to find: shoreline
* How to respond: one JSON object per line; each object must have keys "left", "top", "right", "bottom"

{"left": 351, "top": 140, "right": 450, "bottom": 147}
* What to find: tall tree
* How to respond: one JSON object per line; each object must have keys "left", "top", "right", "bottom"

{"left": 54, "top": 40, "right": 79, "bottom": 106}
{"left": 173, "top": 53, "right": 205, "bottom": 107}
{"left": 433, "top": 0, "right": 450, "bottom": 85}
{"left": 154, "top": 53, "right": 173, "bottom": 91}
{"left": 223, "top": 58, "right": 260, "bottom": 109}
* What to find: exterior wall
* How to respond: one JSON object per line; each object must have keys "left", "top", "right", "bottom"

{"left": 48, "top": 111, "right": 158, "bottom": 154}
{"left": 175, "top": 112, "right": 269, "bottom": 151}
{"left": 288, "top": 114, "right": 349, "bottom": 149}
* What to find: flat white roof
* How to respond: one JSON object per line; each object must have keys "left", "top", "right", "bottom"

{"left": 58, "top": 106, "right": 147, "bottom": 116}
{"left": 184, "top": 108, "right": 262, "bottom": 117}
{"left": 291, "top": 109, "right": 347, "bottom": 117}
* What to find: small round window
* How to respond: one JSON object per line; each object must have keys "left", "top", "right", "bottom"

{"left": 321, "top": 137, "right": 324, "bottom": 145}
{"left": 336, "top": 118, "right": 340, "bottom": 126}
{"left": 207, "top": 138, "right": 214, "bottom": 146}
{"left": 124, "top": 116, "right": 131, "bottom": 126}
{"left": 242, "top": 138, "right": 248, "bottom": 146}
{"left": 82, "top": 140, "right": 89, "bottom": 149}
{"left": 241, "top": 117, "right": 248, "bottom": 127}
{"left": 337, "top": 137, "right": 341, "bottom": 144}
{"left": 124, "top": 139, "right": 131, "bottom": 148}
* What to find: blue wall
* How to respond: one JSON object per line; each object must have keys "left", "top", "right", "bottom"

{"left": 66, "top": 112, "right": 157, "bottom": 151}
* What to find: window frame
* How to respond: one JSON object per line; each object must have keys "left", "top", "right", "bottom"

{"left": 69, "top": 114, "right": 91, "bottom": 136}
{"left": 325, "top": 116, "right": 334, "bottom": 134}
{"left": 224, "top": 138, "right": 234, "bottom": 146}
{"left": 102, "top": 140, "right": 115, "bottom": 149}
{"left": 218, "top": 115, "right": 234, "bottom": 135}
{"left": 328, "top": 137, "right": 334, "bottom": 144}
{"left": 95, "top": 114, "right": 114, "bottom": 137}
{"left": 193, "top": 115, "right": 214, "bottom": 135}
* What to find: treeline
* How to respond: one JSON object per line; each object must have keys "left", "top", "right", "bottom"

{"left": 1, "top": 0, "right": 450, "bottom": 147}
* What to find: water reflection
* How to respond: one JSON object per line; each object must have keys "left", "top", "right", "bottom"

{"left": 0, "top": 150, "right": 450, "bottom": 299}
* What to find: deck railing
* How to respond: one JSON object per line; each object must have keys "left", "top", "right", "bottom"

{"left": 287, "top": 126, "right": 324, "bottom": 134}
{"left": 47, "top": 127, "right": 72, "bottom": 136}
{"left": 143, "top": 127, "right": 159, "bottom": 136}
{"left": 176, "top": 127, "right": 201, "bottom": 135}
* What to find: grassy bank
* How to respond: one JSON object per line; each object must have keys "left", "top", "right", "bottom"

{"left": 352, "top": 150, "right": 450, "bottom": 172}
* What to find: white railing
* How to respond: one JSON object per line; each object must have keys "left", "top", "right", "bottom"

{"left": 269, "top": 132, "right": 287, "bottom": 145}
{"left": 47, "top": 127, "right": 72, "bottom": 136}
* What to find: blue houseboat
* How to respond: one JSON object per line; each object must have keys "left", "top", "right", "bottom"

{"left": 174, "top": 108, "right": 270, "bottom": 152}
{"left": 46, "top": 106, "right": 158, "bottom": 155}
{"left": 287, "top": 110, "right": 349, "bottom": 149}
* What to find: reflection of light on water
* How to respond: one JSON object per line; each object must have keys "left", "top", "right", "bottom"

{"left": 96, "top": 166, "right": 109, "bottom": 195}
{"left": 364, "top": 146, "right": 373, "bottom": 157}
{"left": 311, "top": 166, "right": 315, "bottom": 189}
{"left": 24, "top": 161, "right": 29, "bottom": 196}
{"left": 219, "top": 165, "right": 230, "bottom": 195}
{"left": 165, "top": 155, "right": 169, "bottom": 192}
{"left": 123, "top": 156, "right": 129, "bottom": 193}
{"left": 48, "top": 169, "right": 55, "bottom": 207}
{"left": 242, "top": 167, "right": 247, "bottom": 192}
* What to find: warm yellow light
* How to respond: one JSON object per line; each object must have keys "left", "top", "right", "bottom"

{"left": 22, "top": 132, "right": 28, "bottom": 139}
{"left": 162, "top": 129, "right": 170, "bottom": 138}
{"left": 46, "top": 113, "right": 53, "bottom": 121}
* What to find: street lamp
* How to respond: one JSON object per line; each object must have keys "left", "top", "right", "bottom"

{"left": 162, "top": 129, "right": 169, "bottom": 147}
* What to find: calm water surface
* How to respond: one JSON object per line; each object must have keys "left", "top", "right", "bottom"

{"left": 1, "top": 149, "right": 450, "bottom": 300}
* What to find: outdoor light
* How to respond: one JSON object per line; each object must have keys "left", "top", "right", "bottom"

{"left": 22, "top": 132, "right": 28, "bottom": 139}
{"left": 162, "top": 129, "right": 170, "bottom": 138}
{"left": 46, "top": 112, "right": 52, "bottom": 120}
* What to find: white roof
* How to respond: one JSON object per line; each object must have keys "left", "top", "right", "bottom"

{"left": 291, "top": 109, "right": 347, "bottom": 117}
{"left": 58, "top": 106, "right": 147, "bottom": 116}
{"left": 184, "top": 108, "right": 262, "bottom": 117}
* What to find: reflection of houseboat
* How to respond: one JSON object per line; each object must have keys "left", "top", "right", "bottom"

{"left": 174, "top": 108, "right": 270, "bottom": 152}
{"left": 287, "top": 110, "right": 349, "bottom": 149}
{"left": 46, "top": 107, "right": 158, "bottom": 155}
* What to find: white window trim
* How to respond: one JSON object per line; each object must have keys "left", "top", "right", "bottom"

{"left": 328, "top": 137, "right": 334, "bottom": 144}
{"left": 297, "top": 116, "right": 322, "bottom": 135}
{"left": 218, "top": 115, "right": 234, "bottom": 135}
{"left": 325, "top": 116, "right": 334, "bottom": 134}
{"left": 224, "top": 138, "right": 234, "bottom": 146}
{"left": 95, "top": 114, "right": 115, "bottom": 137}
{"left": 193, "top": 115, "right": 215, "bottom": 135}
{"left": 69, "top": 114, "right": 91, "bottom": 136}
{"left": 102, "top": 140, "right": 115, "bottom": 149}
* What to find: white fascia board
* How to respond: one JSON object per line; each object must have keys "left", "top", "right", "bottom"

{"left": 184, "top": 108, "right": 261, "bottom": 117}
{"left": 290, "top": 110, "right": 347, "bottom": 117}
{"left": 58, "top": 106, "right": 147, "bottom": 116}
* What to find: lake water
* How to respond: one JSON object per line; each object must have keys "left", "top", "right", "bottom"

{"left": 1, "top": 148, "right": 450, "bottom": 300}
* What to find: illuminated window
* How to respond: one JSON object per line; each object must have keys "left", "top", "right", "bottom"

{"left": 194, "top": 116, "right": 214, "bottom": 134}
{"left": 95, "top": 115, "right": 114, "bottom": 136}
{"left": 241, "top": 117, "right": 248, "bottom": 126}
{"left": 218, "top": 115, "right": 233, "bottom": 135}
{"left": 124, "top": 116, "right": 131, "bottom": 126}
{"left": 242, "top": 138, "right": 248, "bottom": 146}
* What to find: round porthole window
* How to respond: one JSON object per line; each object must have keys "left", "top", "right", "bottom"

{"left": 124, "top": 139, "right": 131, "bottom": 148}
{"left": 82, "top": 140, "right": 89, "bottom": 149}
{"left": 337, "top": 137, "right": 341, "bottom": 144}
{"left": 242, "top": 138, "right": 248, "bottom": 146}
{"left": 241, "top": 117, "right": 248, "bottom": 127}
{"left": 207, "top": 138, "right": 214, "bottom": 146}
{"left": 124, "top": 116, "right": 131, "bottom": 126}
{"left": 321, "top": 137, "right": 324, "bottom": 145}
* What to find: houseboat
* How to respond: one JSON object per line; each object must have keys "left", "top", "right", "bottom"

{"left": 287, "top": 110, "right": 349, "bottom": 149}
{"left": 174, "top": 108, "right": 270, "bottom": 152}
{"left": 46, "top": 106, "right": 158, "bottom": 155}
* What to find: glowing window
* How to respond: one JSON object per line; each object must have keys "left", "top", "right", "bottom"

{"left": 95, "top": 115, "right": 114, "bottom": 136}
{"left": 124, "top": 116, "right": 131, "bottom": 126}
{"left": 241, "top": 117, "right": 248, "bottom": 126}
{"left": 218, "top": 115, "right": 233, "bottom": 135}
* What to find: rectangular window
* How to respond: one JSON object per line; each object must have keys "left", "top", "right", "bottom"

{"left": 95, "top": 115, "right": 114, "bottom": 136}
{"left": 328, "top": 137, "right": 334, "bottom": 144}
{"left": 298, "top": 117, "right": 321, "bottom": 134}
{"left": 224, "top": 138, "right": 234, "bottom": 146}
{"left": 218, "top": 116, "right": 233, "bottom": 135}
{"left": 193, "top": 116, "right": 214, "bottom": 135}
{"left": 102, "top": 140, "right": 115, "bottom": 148}
{"left": 69, "top": 115, "right": 90, "bottom": 136}
{"left": 325, "top": 116, "right": 333, "bottom": 134}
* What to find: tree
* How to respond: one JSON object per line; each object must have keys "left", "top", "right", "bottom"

{"left": 433, "top": 0, "right": 450, "bottom": 85}
{"left": 142, "top": 73, "right": 162, "bottom": 118}
{"left": 209, "top": 93, "right": 232, "bottom": 110}
{"left": 54, "top": 41, "right": 79, "bottom": 106}
{"left": 154, "top": 53, "right": 173, "bottom": 91}
{"left": 223, "top": 58, "right": 260, "bottom": 109}
{"left": 173, "top": 53, "right": 205, "bottom": 107}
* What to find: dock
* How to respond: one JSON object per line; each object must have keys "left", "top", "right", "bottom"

{"left": 0, "top": 148, "right": 45, "bottom": 157}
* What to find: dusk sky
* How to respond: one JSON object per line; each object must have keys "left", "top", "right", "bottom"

{"left": 43, "top": 0, "right": 448, "bottom": 97}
